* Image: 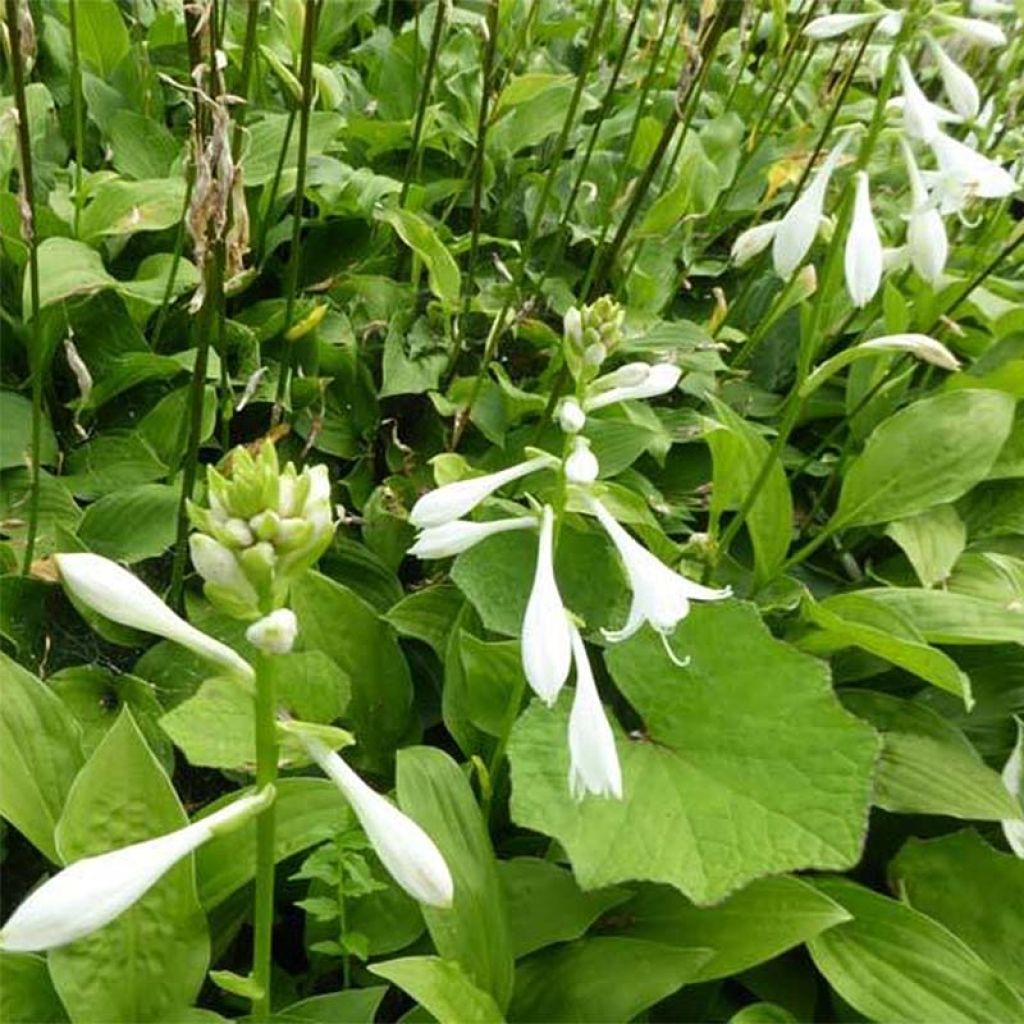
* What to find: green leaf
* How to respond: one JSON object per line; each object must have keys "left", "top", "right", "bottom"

{"left": 705, "top": 398, "right": 793, "bottom": 583}
{"left": 621, "top": 876, "right": 851, "bottom": 981}
{"left": 0, "top": 391, "right": 58, "bottom": 469}
{"left": 32, "top": 238, "right": 114, "bottom": 309}
{"left": 49, "top": 711, "right": 209, "bottom": 1024}
{"left": 0, "top": 651, "right": 84, "bottom": 862}
{"left": 508, "top": 938, "right": 711, "bottom": 1023}
{"left": 498, "top": 858, "right": 629, "bottom": 960}
{"left": 75, "top": 0, "right": 131, "bottom": 79}
{"left": 638, "top": 134, "right": 721, "bottom": 234}
{"left": 0, "top": 469, "right": 81, "bottom": 559}
{"left": 369, "top": 956, "right": 503, "bottom": 1024}
{"left": 292, "top": 571, "right": 415, "bottom": 771}
{"left": 208, "top": 970, "right": 263, "bottom": 1001}
{"left": 508, "top": 602, "right": 879, "bottom": 905}
{"left": 108, "top": 111, "right": 180, "bottom": 179}
{"left": 458, "top": 634, "right": 525, "bottom": 737}
{"left": 270, "top": 988, "right": 388, "bottom": 1023}
{"left": 244, "top": 112, "right": 344, "bottom": 186}
{"left": 79, "top": 178, "right": 187, "bottom": 242}
{"left": 885, "top": 505, "right": 966, "bottom": 588}
{"left": 0, "top": 953, "right": 69, "bottom": 1024}
{"left": 77, "top": 484, "right": 179, "bottom": 563}
{"left": 833, "top": 389, "right": 1016, "bottom": 528}
{"left": 396, "top": 747, "right": 515, "bottom": 1010}
{"left": 890, "top": 830, "right": 1024, "bottom": 995}
{"left": 807, "top": 877, "right": 1024, "bottom": 1024}
{"left": 842, "top": 691, "right": 1019, "bottom": 820}
{"left": 385, "top": 584, "right": 465, "bottom": 658}
{"left": 375, "top": 207, "right": 461, "bottom": 307}
{"left": 82, "top": 352, "right": 185, "bottom": 410}
{"left": 160, "top": 677, "right": 255, "bottom": 772}
{"left": 730, "top": 1003, "right": 798, "bottom": 1024}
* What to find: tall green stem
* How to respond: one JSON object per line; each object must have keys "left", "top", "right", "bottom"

{"left": 7, "top": 0, "right": 43, "bottom": 574}
{"left": 68, "top": 0, "right": 86, "bottom": 236}
{"left": 251, "top": 651, "right": 279, "bottom": 1019}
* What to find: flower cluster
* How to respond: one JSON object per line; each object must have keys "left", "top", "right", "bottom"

{"left": 732, "top": 2, "right": 1019, "bottom": 303}
{"left": 408, "top": 300, "right": 731, "bottom": 801}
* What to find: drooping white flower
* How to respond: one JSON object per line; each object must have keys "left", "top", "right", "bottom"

{"left": 969, "top": 0, "right": 1014, "bottom": 15}
{"left": 556, "top": 397, "right": 587, "bottom": 433}
{"left": 772, "top": 137, "right": 848, "bottom": 278}
{"left": 583, "top": 363, "right": 681, "bottom": 411}
{"left": 928, "top": 131, "right": 1019, "bottom": 201}
{"left": 408, "top": 516, "right": 537, "bottom": 559}
{"left": 731, "top": 222, "right": 778, "bottom": 266}
{"left": 587, "top": 497, "right": 730, "bottom": 652}
{"left": 188, "top": 534, "right": 260, "bottom": 607}
{"left": 246, "top": 608, "right": 299, "bottom": 655}
{"left": 521, "top": 506, "right": 572, "bottom": 705}
{"left": 858, "top": 334, "right": 960, "bottom": 371}
{"left": 1002, "top": 719, "right": 1024, "bottom": 858}
{"left": 301, "top": 736, "right": 454, "bottom": 907}
{"left": 926, "top": 36, "right": 980, "bottom": 120}
{"left": 934, "top": 13, "right": 1008, "bottom": 48}
{"left": 567, "top": 625, "right": 622, "bottom": 802}
{"left": 409, "top": 454, "right": 557, "bottom": 529}
{"left": 565, "top": 437, "right": 599, "bottom": 485}
{"left": 898, "top": 58, "right": 941, "bottom": 143}
{"left": 54, "top": 553, "right": 253, "bottom": 682}
{"left": 0, "top": 788, "right": 273, "bottom": 952}
{"left": 803, "top": 11, "right": 890, "bottom": 39}
{"left": 844, "top": 172, "right": 883, "bottom": 308}
{"left": 902, "top": 141, "right": 948, "bottom": 283}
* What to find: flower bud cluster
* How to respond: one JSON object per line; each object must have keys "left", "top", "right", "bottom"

{"left": 563, "top": 296, "right": 626, "bottom": 382}
{"left": 188, "top": 444, "right": 335, "bottom": 619}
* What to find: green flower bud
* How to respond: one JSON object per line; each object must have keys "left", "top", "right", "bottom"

{"left": 562, "top": 295, "right": 625, "bottom": 385}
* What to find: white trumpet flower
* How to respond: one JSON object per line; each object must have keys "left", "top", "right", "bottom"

{"left": 803, "top": 11, "right": 891, "bottom": 39}
{"left": 844, "top": 172, "right": 883, "bottom": 308}
{"left": 583, "top": 363, "right": 681, "bottom": 411}
{"left": 565, "top": 437, "right": 599, "bottom": 485}
{"left": 567, "top": 625, "right": 622, "bottom": 802}
{"left": 902, "top": 141, "right": 948, "bottom": 283}
{"left": 858, "top": 334, "right": 960, "bottom": 371}
{"left": 898, "top": 58, "right": 941, "bottom": 143}
{"left": 587, "top": 497, "right": 730, "bottom": 653}
{"left": 928, "top": 132, "right": 1018, "bottom": 201}
{"left": 409, "top": 454, "right": 557, "bottom": 529}
{"left": 408, "top": 516, "right": 537, "bottom": 559}
{"left": 926, "top": 36, "right": 980, "bottom": 120}
{"left": 521, "top": 506, "right": 572, "bottom": 705}
{"left": 731, "top": 222, "right": 778, "bottom": 266}
{"left": 0, "top": 788, "right": 273, "bottom": 952}
{"left": 935, "top": 13, "right": 1007, "bottom": 48}
{"left": 55, "top": 553, "right": 253, "bottom": 682}
{"left": 772, "top": 137, "right": 848, "bottom": 278}
{"left": 970, "top": 0, "right": 1014, "bottom": 15}
{"left": 301, "top": 736, "right": 454, "bottom": 908}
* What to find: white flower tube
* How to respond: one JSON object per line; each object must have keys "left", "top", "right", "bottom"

{"left": 521, "top": 506, "right": 572, "bottom": 705}
{"left": 408, "top": 516, "right": 537, "bottom": 559}
{"left": 926, "top": 36, "right": 980, "bottom": 120}
{"left": 898, "top": 58, "right": 940, "bottom": 143}
{"left": 731, "top": 222, "right": 777, "bottom": 266}
{"left": 803, "top": 11, "right": 888, "bottom": 39}
{"left": 301, "top": 737, "right": 454, "bottom": 907}
{"left": 587, "top": 497, "right": 730, "bottom": 648}
{"left": 583, "top": 363, "right": 681, "bottom": 411}
{"left": 935, "top": 13, "right": 1007, "bottom": 48}
{"left": 969, "top": 0, "right": 1014, "bottom": 15}
{"left": 858, "top": 334, "right": 960, "bottom": 370}
{"left": 409, "top": 454, "right": 557, "bottom": 529}
{"left": 0, "top": 789, "right": 272, "bottom": 952}
{"left": 772, "top": 137, "right": 848, "bottom": 278}
{"left": 55, "top": 553, "right": 253, "bottom": 681}
{"left": 567, "top": 625, "right": 622, "bottom": 801}
{"left": 902, "top": 141, "right": 948, "bottom": 283}
{"left": 844, "top": 172, "right": 883, "bottom": 308}
{"left": 928, "top": 132, "right": 1018, "bottom": 200}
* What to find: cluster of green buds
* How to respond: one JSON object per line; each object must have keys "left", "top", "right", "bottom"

{"left": 563, "top": 296, "right": 626, "bottom": 383}
{"left": 187, "top": 444, "right": 335, "bottom": 620}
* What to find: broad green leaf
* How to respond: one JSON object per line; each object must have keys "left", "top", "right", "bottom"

{"left": 0, "top": 953, "right": 69, "bottom": 1024}
{"left": 638, "top": 134, "right": 721, "bottom": 234}
{"left": 458, "top": 634, "right": 525, "bottom": 737}
{"left": 385, "top": 584, "right": 464, "bottom": 658}
{"left": 508, "top": 602, "right": 879, "bottom": 905}
{"left": 50, "top": 711, "right": 209, "bottom": 1024}
{"left": 833, "top": 389, "right": 1015, "bottom": 528}
{"left": 81, "top": 352, "right": 185, "bottom": 410}
{"left": 77, "top": 484, "right": 179, "bottom": 562}
{"left": 0, "top": 469, "right": 81, "bottom": 559}
{"left": 842, "top": 691, "right": 1020, "bottom": 820}
{"left": 800, "top": 593, "right": 972, "bottom": 703}
{"left": 0, "top": 391, "right": 58, "bottom": 469}
{"left": 79, "top": 179, "right": 187, "bottom": 242}
{"left": 32, "top": 238, "right": 114, "bottom": 309}
{"left": 885, "top": 505, "right": 966, "bottom": 588}
{"left": 490, "top": 74, "right": 597, "bottom": 154}
{"left": 508, "top": 938, "right": 711, "bottom": 1023}
{"left": 498, "top": 858, "right": 629, "bottom": 959}
{"left": 75, "top": 0, "right": 131, "bottom": 79}
{"left": 0, "top": 651, "right": 84, "bottom": 862}
{"left": 160, "top": 677, "right": 255, "bottom": 771}
{"left": 807, "top": 877, "right": 1024, "bottom": 1023}
{"left": 292, "top": 571, "right": 415, "bottom": 771}
{"left": 108, "top": 111, "right": 179, "bottom": 179}
{"left": 369, "top": 956, "right": 503, "bottom": 1024}
{"left": 705, "top": 398, "right": 793, "bottom": 583}
{"left": 244, "top": 112, "right": 344, "bottom": 185}
{"left": 396, "top": 747, "right": 515, "bottom": 1010}
{"left": 195, "top": 779, "right": 353, "bottom": 910}
{"left": 621, "top": 876, "right": 851, "bottom": 981}
{"left": 890, "top": 830, "right": 1024, "bottom": 995}
{"left": 730, "top": 1004, "right": 798, "bottom": 1023}
{"left": 270, "top": 988, "right": 388, "bottom": 1023}
{"left": 375, "top": 207, "right": 461, "bottom": 307}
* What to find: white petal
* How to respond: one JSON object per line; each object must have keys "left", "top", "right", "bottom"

{"left": 55, "top": 553, "right": 253, "bottom": 681}
{"left": 844, "top": 172, "right": 883, "bottom": 308}
{"left": 731, "top": 222, "right": 778, "bottom": 266}
{"left": 899, "top": 58, "right": 941, "bottom": 143}
{"left": 302, "top": 738, "right": 454, "bottom": 907}
{"left": 556, "top": 398, "right": 587, "bottom": 434}
{"left": 927, "top": 37, "right": 980, "bottom": 120}
{"left": 565, "top": 438, "right": 599, "bottom": 485}
{"left": 409, "top": 455, "right": 555, "bottom": 529}
{"left": 859, "top": 334, "right": 960, "bottom": 371}
{"left": 189, "top": 534, "right": 259, "bottom": 604}
{"left": 929, "top": 132, "right": 1019, "bottom": 199}
{"left": 803, "top": 12, "right": 884, "bottom": 39}
{"left": 583, "top": 363, "right": 681, "bottom": 411}
{"left": 409, "top": 517, "right": 535, "bottom": 559}
{"left": 521, "top": 506, "right": 572, "bottom": 704}
{"left": 567, "top": 626, "right": 622, "bottom": 801}
{"left": 246, "top": 608, "right": 299, "bottom": 655}
{"left": 936, "top": 13, "right": 1007, "bottom": 47}
{"left": 589, "top": 362, "right": 652, "bottom": 393}
{"left": 907, "top": 206, "right": 948, "bottom": 283}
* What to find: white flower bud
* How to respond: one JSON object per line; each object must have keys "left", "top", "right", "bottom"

{"left": 565, "top": 437, "right": 599, "bottom": 485}
{"left": 563, "top": 306, "right": 583, "bottom": 346}
{"left": 935, "top": 13, "right": 1007, "bottom": 48}
{"left": 731, "top": 222, "right": 778, "bottom": 266}
{"left": 245, "top": 608, "right": 298, "bottom": 655}
{"left": 926, "top": 36, "right": 980, "bottom": 120}
{"left": 903, "top": 141, "right": 948, "bottom": 283}
{"left": 556, "top": 398, "right": 587, "bottom": 434}
{"left": 408, "top": 517, "right": 537, "bottom": 560}
{"left": 583, "top": 363, "right": 680, "bottom": 411}
{"left": 844, "top": 172, "right": 883, "bottom": 308}
{"left": 858, "top": 334, "right": 961, "bottom": 371}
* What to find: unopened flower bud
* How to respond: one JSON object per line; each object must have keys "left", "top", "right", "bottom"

{"left": 565, "top": 437, "right": 599, "bottom": 484}
{"left": 557, "top": 398, "right": 587, "bottom": 434}
{"left": 246, "top": 609, "right": 298, "bottom": 655}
